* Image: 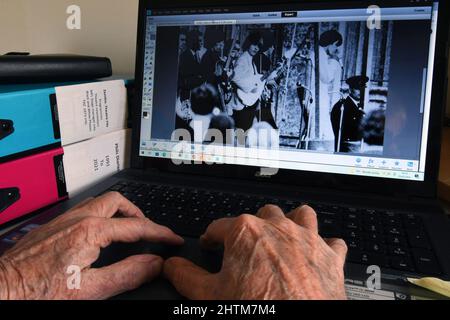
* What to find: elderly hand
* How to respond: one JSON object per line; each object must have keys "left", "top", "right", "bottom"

{"left": 164, "top": 205, "right": 347, "bottom": 300}
{"left": 0, "top": 192, "right": 184, "bottom": 300}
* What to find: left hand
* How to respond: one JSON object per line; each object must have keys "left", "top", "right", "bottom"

{"left": 0, "top": 192, "right": 184, "bottom": 300}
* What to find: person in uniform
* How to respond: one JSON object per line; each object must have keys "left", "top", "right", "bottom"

{"left": 331, "top": 75, "right": 369, "bottom": 153}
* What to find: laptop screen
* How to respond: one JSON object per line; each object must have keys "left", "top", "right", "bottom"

{"left": 139, "top": 0, "right": 440, "bottom": 182}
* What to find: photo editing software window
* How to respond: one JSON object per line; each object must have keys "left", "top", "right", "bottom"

{"left": 140, "top": 1, "right": 439, "bottom": 182}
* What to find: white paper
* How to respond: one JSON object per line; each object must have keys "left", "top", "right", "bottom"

{"left": 56, "top": 80, "right": 128, "bottom": 146}
{"left": 63, "top": 129, "right": 131, "bottom": 196}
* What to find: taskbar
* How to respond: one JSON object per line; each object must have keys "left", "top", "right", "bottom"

{"left": 139, "top": 149, "right": 425, "bottom": 182}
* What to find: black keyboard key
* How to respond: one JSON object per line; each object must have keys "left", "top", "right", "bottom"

{"left": 413, "top": 249, "right": 441, "bottom": 275}
{"left": 388, "top": 246, "right": 409, "bottom": 257}
{"left": 365, "top": 242, "right": 385, "bottom": 254}
{"left": 386, "top": 226, "right": 403, "bottom": 236}
{"left": 364, "top": 224, "right": 383, "bottom": 234}
{"left": 321, "top": 232, "right": 342, "bottom": 239}
{"left": 109, "top": 184, "right": 125, "bottom": 192}
{"left": 346, "top": 239, "right": 363, "bottom": 250}
{"left": 383, "top": 212, "right": 402, "bottom": 225}
{"left": 347, "top": 251, "right": 389, "bottom": 267}
{"left": 386, "top": 235, "right": 407, "bottom": 247}
{"left": 318, "top": 217, "right": 341, "bottom": 227}
{"left": 315, "top": 209, "right": 341, "bottom": 219}
{"left": 364, "top": 232, "right": 384, "bottom": 242}
{"left": 343, "top": 230, "right": 361, "bottom": 239}
{"left": 407, "top": 230, "right": 431, "bottom": 249}
{"left": 347, "top": 207, "right": 361, "bottom": 214}
{"left": 122, "top": 186, "right": 139, "bottom": 193}
{"left": 390, "top": 256, "right": 415, "bottom": 272}
{"left": 343, "top": 213, "right": 360, "bottom": 221}
{"left": 344, "top": 221, "right": 361, "bottom": 230}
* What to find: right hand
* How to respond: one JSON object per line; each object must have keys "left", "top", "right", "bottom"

{"left": 164, "top": 205, "right": 348, "bottom": 300}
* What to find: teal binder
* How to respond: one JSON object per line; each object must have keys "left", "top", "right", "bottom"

{"left": 0, "top": 77, "right": 134, "bottom": 162}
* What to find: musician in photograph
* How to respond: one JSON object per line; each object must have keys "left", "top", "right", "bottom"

{"left": 319, "top": 29, "right": 343, "bottom": 142}
{"left": 254, "top": 30, "right": 278, "bottom": 129}
{"left": 202, "top": 29, "right": 226, "bottom": 85}
{"left": 331, "top": 75, "right": 369, "bottom": 153}
{"left": 178, "top": 31, "right": 187, "bottom": 57}
{"left": 229, "top": 32, "right": 278, "bottom": 132}
{"left": 178, "top": 30, "right": 207, "bottom": 102}
{"left": 224, "top": 39, "right": 241, "bottom": 67}
{"left": 254, "top": 31, "right": 275, "bottom": 75}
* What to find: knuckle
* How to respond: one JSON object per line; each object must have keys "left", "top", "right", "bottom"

{"left": 107, "top": 191, "right": 124, "bottom": 202}
{"left": 234, "top": 214, "right": 257, "bottom": 230}
{"left": 78, "top": 216, "right": 102, "bottom": 231}
{"left": 263, "top": 204, "right": 280, "bottom": 212}
{"left": 234, "top": 214, "right": 258, "bottom": 231}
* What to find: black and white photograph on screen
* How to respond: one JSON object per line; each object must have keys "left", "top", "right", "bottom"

{"left": 173, "top": 21, "right": 393, "bottom": 155}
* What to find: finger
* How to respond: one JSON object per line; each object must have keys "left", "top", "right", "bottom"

{"left": 83, "top": 254, "right": 163, "bottom": 300}
{"left": 286, "top": 205, "right": 318, "bottom": 233}
{"left": 92, "top": 217, "right": 184, "bottom": 247}
{"left": 86, "top": 192, "right": 145, "bottom": 219}
{"left": 324, "top": 238, "right": 348, "bottom": 264}
{"left": 256, "top": 205, "right": 285, "bottom": 221}
{"left": 164, "top": 257, "right": 212, "bottom": 300}
{"left": 200, "top": 217, "right": 236, "bottom": 249}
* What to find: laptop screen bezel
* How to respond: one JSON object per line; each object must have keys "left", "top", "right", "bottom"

{"left": 132, "top": 0, "right": 449, "bottom": 199}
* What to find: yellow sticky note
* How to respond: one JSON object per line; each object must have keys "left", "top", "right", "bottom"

{"left": 408, "top": 277, "right": 450, "bottom": 298}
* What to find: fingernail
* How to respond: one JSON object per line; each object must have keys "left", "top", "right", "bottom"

{"left": 172, "top": 232, "right": 185, "bottom": 242}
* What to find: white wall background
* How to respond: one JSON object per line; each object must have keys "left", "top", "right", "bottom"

{"left": 0, "top": 0, "right": 449, "bottom": 114}
{"left": 0, "top": 0, "right": 139, "bottom": 75}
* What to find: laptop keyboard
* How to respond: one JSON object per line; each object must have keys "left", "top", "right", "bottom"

{"left": 107, "top": 181, "right": 442, "bottom": 276}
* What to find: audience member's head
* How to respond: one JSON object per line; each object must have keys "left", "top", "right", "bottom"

{"left": 190, "top": 83, "right": 219, "bottom": 116}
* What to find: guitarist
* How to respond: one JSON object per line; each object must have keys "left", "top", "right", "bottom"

{"left": 254, "top": 30, "right": 278, "bottom": 129}
{"left": 229, "top": 32, "right": 279, "bottom": 132}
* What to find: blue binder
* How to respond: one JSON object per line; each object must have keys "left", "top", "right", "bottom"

{"left": 0, "top": 83, "right": 62, "bottom": 162}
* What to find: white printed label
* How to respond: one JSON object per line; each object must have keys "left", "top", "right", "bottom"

{"left": 56, "top": 80, "right": 128, "bottom": 146}
{"left": 63, "top": 129, "right": 131, "bottom": 196}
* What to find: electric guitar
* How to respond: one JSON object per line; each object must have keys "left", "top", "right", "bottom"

{"left": 217, "top": 25, "right": 241, "bottom": 108}
{"left": 175, "top": 97, "right": 193, "bottom": 121}
{"left": 236, "top": 47, "right": 300, "bottom": 107}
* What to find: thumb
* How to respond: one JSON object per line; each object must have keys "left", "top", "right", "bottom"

{"left": 163, "top": 257, "right": 212, "bottom": 300}
{"left": 82, "top": 254, "right": 163, "bottom": 300}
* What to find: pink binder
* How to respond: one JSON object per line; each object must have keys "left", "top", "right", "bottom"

{"left": 0, "top": 148, "right": 67, "bottom": 225}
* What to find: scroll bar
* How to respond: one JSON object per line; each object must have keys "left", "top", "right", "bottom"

{"left": 420, "top": 68, "right": 427, "bottom": 114}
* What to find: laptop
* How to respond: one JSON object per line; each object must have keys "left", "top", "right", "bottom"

{"left": 1, "top": 0, "right": 450, "bottom": 300}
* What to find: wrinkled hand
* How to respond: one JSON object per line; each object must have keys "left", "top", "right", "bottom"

{"left": 164, "top": 205, "right": 347, "bottom": 300}
{"left": 0, "top": 192, "right": 184, "bottom": 300}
